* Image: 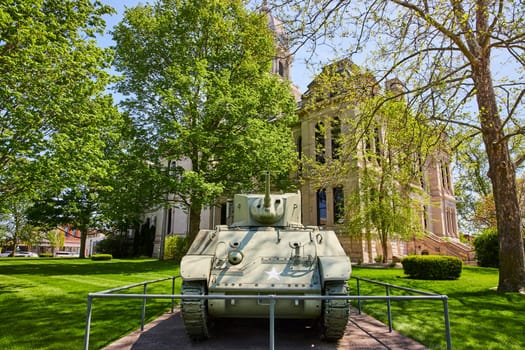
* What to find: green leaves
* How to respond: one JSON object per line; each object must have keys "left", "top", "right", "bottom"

{"left": 1, "top": 0, "right": 120, "bottom": 202}
{"left": 112, "top": 0, "right": 298, "bottom": 216}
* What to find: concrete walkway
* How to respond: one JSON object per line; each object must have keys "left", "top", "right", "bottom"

{"left": 103, "top": 307, "right": 428, "bottom": 350}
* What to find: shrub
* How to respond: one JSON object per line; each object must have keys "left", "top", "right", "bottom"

{"left": 473, "top": 228, "right": 499, "bottom": 268}
{"left": 39, "top": 253, "right": 53, "bottom": 258}
{"left": 164, "top": 235, "right": 188, "bottom": 263}
{"left": 401, "top": 255, "right": 462, "bottom": 280}
{"left": 97, "top": 235, "right": 133, "bottom": 258}
{"left": 91, "top": 254, "right": 112, "bottom": 261}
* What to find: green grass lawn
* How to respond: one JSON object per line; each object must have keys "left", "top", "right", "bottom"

{"left": 350, "top": 266, "right": 525, "bottom": 350}
{"left": 0, "top": 258, "right": 180, "bottom": 350}
{"left": 1, "top": 259, "right": 523, "bottom": 350}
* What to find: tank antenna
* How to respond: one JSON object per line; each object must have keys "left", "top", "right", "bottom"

{"left": 264, "top": 171, "right": 271, "bottom": 208}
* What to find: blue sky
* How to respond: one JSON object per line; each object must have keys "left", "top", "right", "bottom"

{"left": 99, "top": 1, "right": 520, "bottom": 98}
{"left": 99, "top": 0, "right": 320, "bottom": 93}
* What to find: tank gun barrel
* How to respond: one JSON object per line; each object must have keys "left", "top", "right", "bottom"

{"left": 264, "top": 171, "right": 271, "bottom": 209}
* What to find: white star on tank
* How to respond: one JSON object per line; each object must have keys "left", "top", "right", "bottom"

{"left": 265, "top": 267, "right": 281, "bottom": 281}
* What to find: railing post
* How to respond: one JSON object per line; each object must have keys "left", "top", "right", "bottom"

{"left": 83, "top": 295, "right": 93, "bottom": 350}
{"left": 356, "top": 278, "right": 362, "bottom": 314}
{"left": 141, "top": 284, "right": 148, "bottom": 331}
{"left": 171, "top": 277, "right": 176, "bottom": 313}
{"left": 386, "top": 285, "right": 392, "bottom": 332}
{"left": 269, "top": 296, "right": 276, "bottom": 350}
{"left": 443, "top": 296, "right": 452, "bottom": 350}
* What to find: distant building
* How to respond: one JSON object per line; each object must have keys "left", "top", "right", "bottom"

{"left": 34, "top": 225, "right": 105, "bottom": 257}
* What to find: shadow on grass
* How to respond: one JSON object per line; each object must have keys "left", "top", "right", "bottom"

{"left": 358, "top": 289, "right": 525, "bottom": 350}
{"left": 0, "top": 259, "right": 180, "bottom": 350}
{"left": 0, "top": 292, "right": 170, "bottom": 350}
{"left": 0, "top": 258, "right": 177, "bottom": 276}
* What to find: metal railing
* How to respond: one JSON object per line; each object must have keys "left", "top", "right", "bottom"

{"left": 354, "top": 276, "right": 452, "bottom": 350}
{"left": 84, "top": 276, "right": 178, "bottom": 350}
{"left": 84, "top": 276, "right": 451, "bottom": 350}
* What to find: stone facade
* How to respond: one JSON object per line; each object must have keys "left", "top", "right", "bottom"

{"left": 294, "top": 59, "right": 466, "bottom": 263}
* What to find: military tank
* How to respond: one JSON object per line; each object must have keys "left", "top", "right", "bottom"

{"left": 179, "top": 173, "right": 351, "bottom": 341}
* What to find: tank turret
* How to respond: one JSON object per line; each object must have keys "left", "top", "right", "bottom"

{"left": 179, "top": 173, "right": 351, "bottom": 342}
{"left": 231, "top": 172, "right": 301, "bottom": 227}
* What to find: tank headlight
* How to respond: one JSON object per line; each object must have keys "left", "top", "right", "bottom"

{"left": 228, "top": 250, "right": 243, "bottom": 265}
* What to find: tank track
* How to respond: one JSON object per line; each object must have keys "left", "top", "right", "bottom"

{"left": 180, "top": 280, "right": 210, "bottom": 341}
{"left": 321, "top": 281, "right": 350, "bottom": 341}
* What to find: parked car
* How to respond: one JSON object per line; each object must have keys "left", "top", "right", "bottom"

{"left": 0, "top": 251, "right": 39, "bottom": 257}
{"left": 17, "top": 251, "right": 39, "bottom": 257}
{"left": 54, "top": 251, "right": 79, "bottom": 258}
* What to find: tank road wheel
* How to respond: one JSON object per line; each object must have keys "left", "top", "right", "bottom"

{"left": 180, "top": 280, "right": 210, "bottom": 341}
{"left": 321, "top": 281, "right": 350, "bottom": 341}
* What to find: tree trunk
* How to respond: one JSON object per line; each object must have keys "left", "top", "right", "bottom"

{"left": 188, "top": 201, "right": 202, "bottom": 244}
{"left": 10, "top": 235, "right": 18, "bottom": 257}
{"left": 10, "top": 211, "right": 22, "bottom": 257}
{"left": 474, "top": 61, "right": 525, "bottom": 292}
{"left": 381, "top": 233, "right": 389, "bottom": 263}
{"left": 367, "top": 236, "right": 373, "bottom": 263}
{"left": 80, "top": 228, "right": 87, "bottom": 259}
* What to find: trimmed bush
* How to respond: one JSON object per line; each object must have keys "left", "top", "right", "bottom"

{"left": 39, "top": 253, "right": 53, "bottom": 258}
{"left": 401, "top": 255, "right": 462, "bottom": 280}
{"left": 91, "top": 254, "right": 112, "bottom": 261}
{"left": 472, "top": 228, "right": 525, "bottom": 268}
{"left": 473, "top": 228, "right": 499, "bottom": 267}
{"left": 164, "top": 235, "right": 188, "bottom": 263}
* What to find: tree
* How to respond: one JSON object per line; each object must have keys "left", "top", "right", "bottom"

{"left": 452, "top": 133, "right": 492, "bottom": 233}
{"left": 272, "top": 0, "right": 525, "bottom": 292}
{"left": 0, "top": 227, "right": 9, "bottom": 252}
{"left": 112, "top": 0, "right": 298, "bottom": 242}
{"left": 473, "top": 176, "right": 525, "bottom": 232}
{"left": 27, "top": 187, "right": 102, "bottom": 258}
{"left": 352, "top": 101, "right": 434, "bottom": 263}
{"left": 0, "top": 0, "right": 121, "bottom": 206}
{"left": 46, "top": 228, "right": 65, "bottom": 255}
{"left": 1, "top": 195, "right": 36, "bottom": 256}
{"left": 96, "top": 115, "right": 164, "bottom": 237}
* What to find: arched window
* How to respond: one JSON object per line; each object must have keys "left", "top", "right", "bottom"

{"left": 331, "top": 117, "right": 341, "bottom": 159}
{"left": 364, "top": 134, "right": 372, "bottom": 162}
{"left": 317, "top": 189, "right": 327, "bottom": 225}
{"left": 374, "top": 127, "right": 381, "bottom": 158}
{"left": 167, "top": 208, "right": 172, "bottom": 235}
{"left": 168, "top": 160, "right": 176, "bottom": 176}
{"left": 441, "top": 164, "right": 451, "bottom": 191}
{"left": 364, "top": 126, "right": 381, "bottom": 163}
{"left": 278, "top": 61, "right": 285, "bottom": 77}
{"left": 315, "top": 122, "right": 325, "bottom": 164}
{"left": 297, "top": 136, "right": 302, "bottom": 175}
{"left": 422, "top": 205, "right": 428, "bottom": 230}
{"left": 417, "top": 154, "right": 425, "bottom": 188}
{"left": 333, "top": 186, "right": 344, "bottom": 223}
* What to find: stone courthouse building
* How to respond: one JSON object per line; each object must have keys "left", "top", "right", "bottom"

{"left": 293, "top": 58, "right": 471, "bottom": 263}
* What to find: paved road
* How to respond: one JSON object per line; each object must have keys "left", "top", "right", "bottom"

{"left": 103, "top": 307, "right": 428, "bottom": 350}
